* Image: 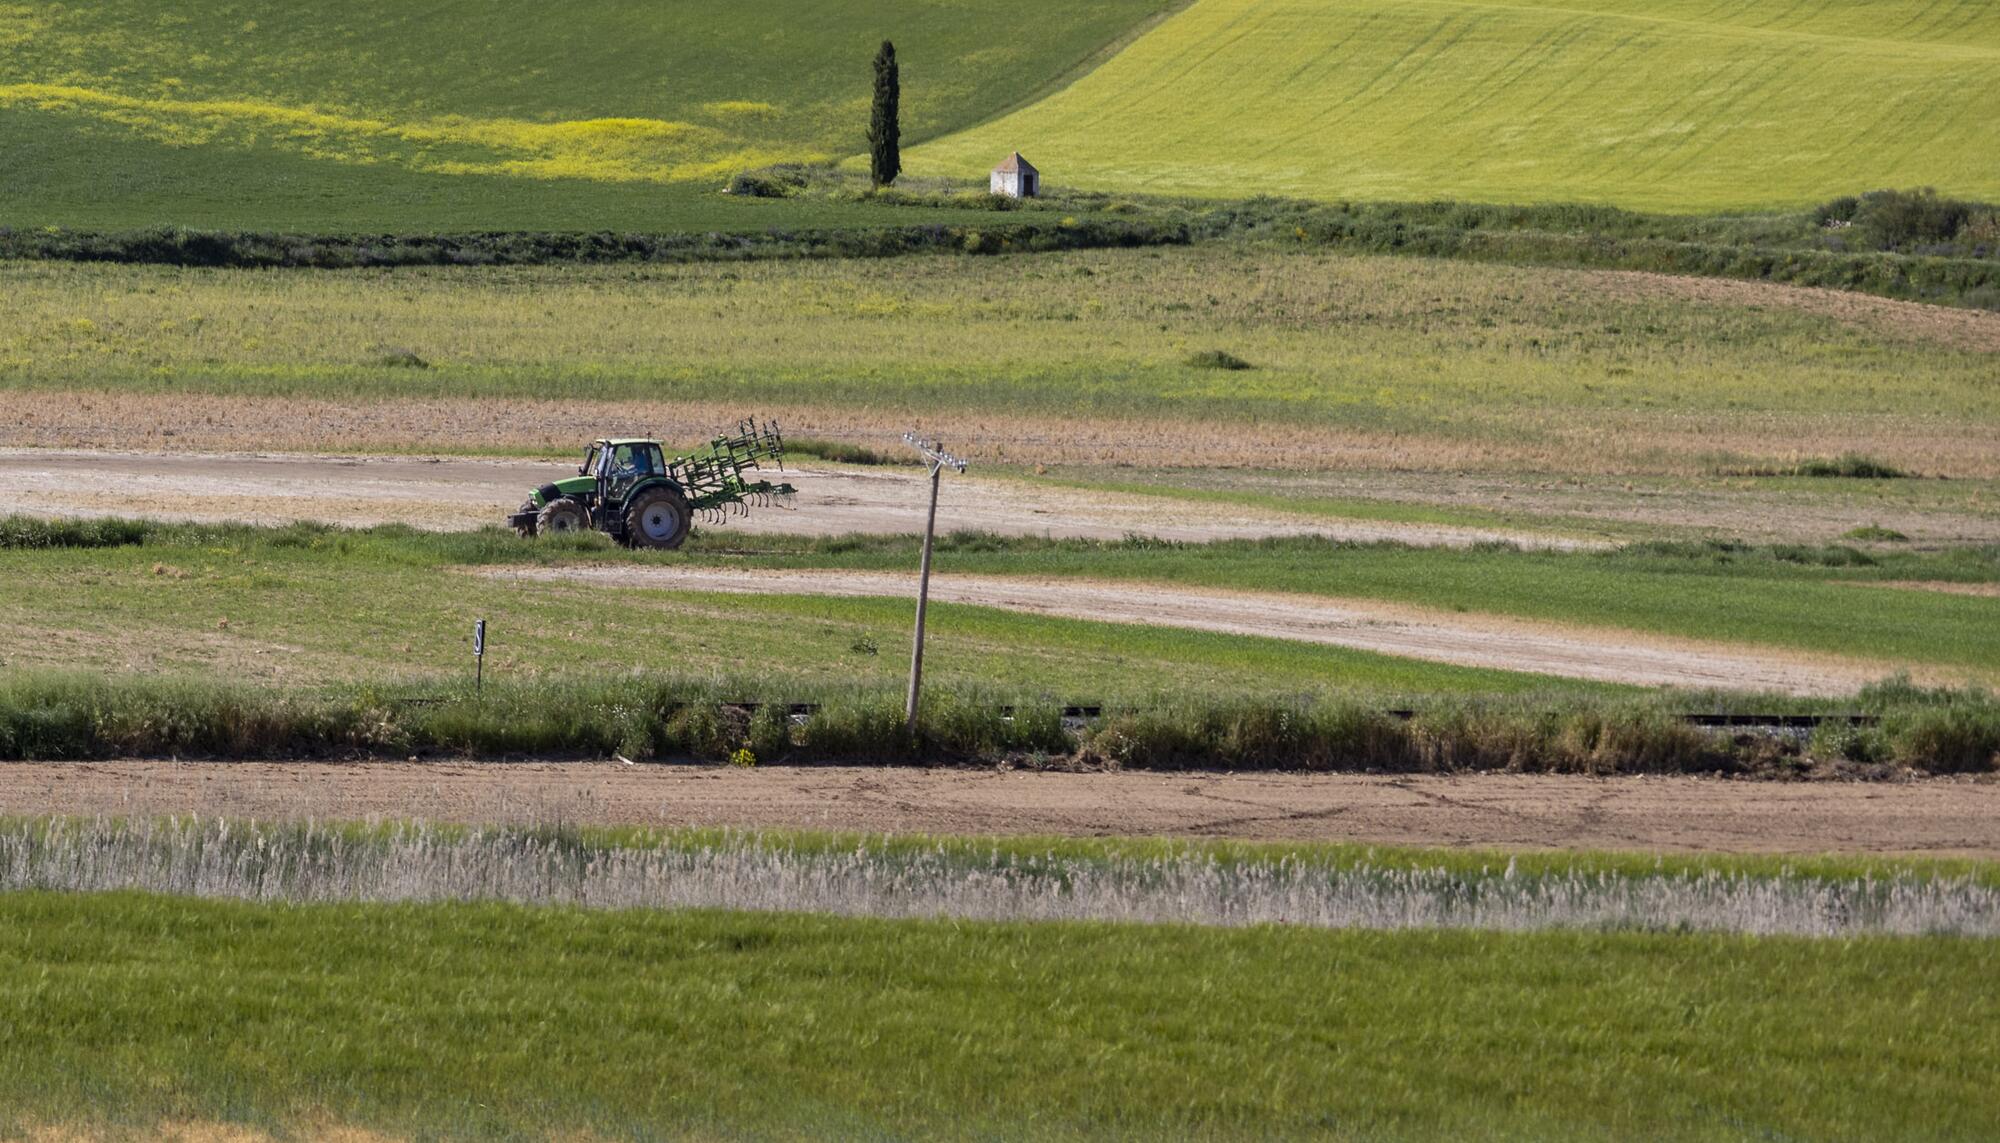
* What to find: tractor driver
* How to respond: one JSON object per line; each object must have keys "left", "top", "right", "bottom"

{"left": 612, "top": 444, "right": 656, "bottom": 478}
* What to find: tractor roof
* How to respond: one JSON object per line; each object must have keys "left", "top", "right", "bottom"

{"left": 595, "top": 437, "right": 662, "bottom": 447}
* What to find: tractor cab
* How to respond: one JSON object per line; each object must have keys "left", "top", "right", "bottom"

{"left": 580, "top": 439, "right": 663, "bottom": 477}
{"left": 588, "top": 439, "right": 667, "bottom": 504}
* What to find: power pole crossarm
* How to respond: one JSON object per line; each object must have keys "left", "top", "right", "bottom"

{"left": 903, "top": 432, "right": 967, "bottom": 734}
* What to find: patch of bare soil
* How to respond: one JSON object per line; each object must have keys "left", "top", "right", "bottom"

{"left": 484, "top": 566, "right": 1906, "bottom": 694}
{"left": 7, "top": 762, "right": 1996, "bottom": 857}
{"left": 0, "top": 447, "right": 1591, "bottom": 548}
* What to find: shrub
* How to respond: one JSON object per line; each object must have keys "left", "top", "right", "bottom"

{"left": 662, "top": 703, "right": 733, "bottom": 760}
{"left": 1850, "top": 188, "right": 1977, "bottom": 250}
{"left": 0, "top": 516, "right": 152, "bottom": 550}
{"left": 1810, "top": 719, "right": 1889, "bottom": 766}
{"left": 747, "top": 703, "right": 793, "bottom": 760}
{"left": 798, "top": 698, "right": 912, "bottom": 761}
{"left": 1889, "top": 707, "right": 2000, "bottom": 774}
{"left": 1792, "top": 454, "right": 1906, "bottom": 479}
{"left": 947, "top": 191, "right": 1015, "bottom": 211}
{"left": 1185, "top": 349, "right": 1254, "bottom": 370}
{"left": 724, "top": 172, "right": 799, "bottom": 198}
{"left": 375, "top": 347, "right": 430, "bottom": 369}
{"left": 1081, "top": 708, "right": 1218, "bottom": 770}
{"left": 1550, "top": 708, "right": 1719, "bottom": 775}
{"left": 1814, "top": 195, "right": 1861, "bottom": 227}
{"left": 1766, "top": 544, "right": 1876, "bottom": 568}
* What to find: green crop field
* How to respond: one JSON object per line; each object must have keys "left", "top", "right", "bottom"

{"left": 0, "top": 891, "right": 1994, "bottom": 1139}
{"left": 0, "top": 0, "right": 1171, "bottom": 230}
{"left": 9, "top": 0, "right": 2000, "bottom": 229}
{"left": 914, "top": 0, "right": 2000, "bottom": 210}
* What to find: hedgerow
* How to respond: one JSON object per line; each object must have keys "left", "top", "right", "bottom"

{"left": 5, "top": 185, "right": 1992, "bottom": 307}
{"left": 0, "top": 673, "right": 1991, "bottom": 776}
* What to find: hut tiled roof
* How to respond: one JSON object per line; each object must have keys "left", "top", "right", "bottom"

{"left": 992, "top": 151, "right": 1036, "bottom": 174}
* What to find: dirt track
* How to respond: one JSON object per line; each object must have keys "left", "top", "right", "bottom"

{"left": 7, "top": 761, "right": 1996, "bottom": 856}
{"left": 488, "top": 565, "right": 1894, "bottom": 694}
{"left": 0, "top": 447, "right": 1589, "bottom": 548}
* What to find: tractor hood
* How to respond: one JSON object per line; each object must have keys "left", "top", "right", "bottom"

{"left": 532, "top": 475, "right": 598, "bottom": 504}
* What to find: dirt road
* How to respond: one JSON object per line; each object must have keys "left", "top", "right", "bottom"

{"left": 488, "top": 565, "right": 1892, "bottom": 694}
{"left": 0, "top": 447, "right": 1590, "bottom": 548}
{"left": 8, "top": 761, "right": 1995, "bottom": 856}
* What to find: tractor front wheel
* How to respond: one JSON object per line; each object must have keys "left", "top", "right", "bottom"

{"left": 536, "top": 498, "right": 590, "bottom": 536}
{"left": 624, "top": 487, "right": 692, "bottom": 550}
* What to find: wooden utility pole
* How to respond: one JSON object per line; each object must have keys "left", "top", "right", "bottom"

{"left": 903, "top": 432, "right": 966, "bottom": 733}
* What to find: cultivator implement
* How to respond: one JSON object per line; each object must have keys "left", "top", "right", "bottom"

{"left": 669, "top": 417, "right": 797, "bottom": 520}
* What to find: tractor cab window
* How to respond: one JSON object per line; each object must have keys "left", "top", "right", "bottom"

{"left": 581, "top": 444, "right": 603, "bottom": 476}
{"left": 610, "top": 444, "right": 659, "bottom": 477}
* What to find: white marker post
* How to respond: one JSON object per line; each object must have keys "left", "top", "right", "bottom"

{"left": 902, "top": 433, "right": 967, "bottom": 734}
{"left": 472, "top": 619, "right": 487, "bottom": 695}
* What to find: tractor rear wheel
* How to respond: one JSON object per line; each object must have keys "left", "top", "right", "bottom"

{"left": 624, "top": 486, "right": 692, "bottom": 550}
{"left": 536, "top": 498, "right": 590, "bottom": 536}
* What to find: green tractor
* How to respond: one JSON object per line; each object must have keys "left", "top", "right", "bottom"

{"left": 509, "top": 418, "right": 796, "bottom": 550}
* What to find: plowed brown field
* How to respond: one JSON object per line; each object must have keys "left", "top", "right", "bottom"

{"left": 9, "top": 762, "right": 1996, "bottom": 856}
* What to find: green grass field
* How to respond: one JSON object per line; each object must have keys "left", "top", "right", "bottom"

{"left": 6, "top": 249, "right": 1996, "bottom": 475}
{"left": 914, "top": 0, "right": 2000, "bottom": 210}
{"left": 0, "top": 891, "right": 1993, "bottom": 1139}
{"left": 7, "top": 0, "right": 1999, "bottom": 228}
{"left": 0, "top": 521, "right": 1606, "bottom": 700}
{"left": 0, "top": 521, "right": 1992, "bottom": 693}
{"left": 0, "top": 0, "right": 1171, "bottom": 230}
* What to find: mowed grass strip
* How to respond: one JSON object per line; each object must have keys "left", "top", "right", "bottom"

{"left": 0, "top": 0, "right": 1172, "bottom": 229}
{"left": 0, "top": 893, "right": 1993, "bottom": 1139}
{"left": 4, "top": 250, "right": 1996, "bottom": 474}
{"left": 914, "top": 0, "right": 2000, "bottom": 210}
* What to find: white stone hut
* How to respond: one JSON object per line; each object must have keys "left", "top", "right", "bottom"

{"left": 989, "top": 152, "right": 1040, "bottom": 198}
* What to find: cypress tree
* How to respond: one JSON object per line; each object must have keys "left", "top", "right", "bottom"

{"left": 868, "top": 40, "right": 901, "bottom": 187}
